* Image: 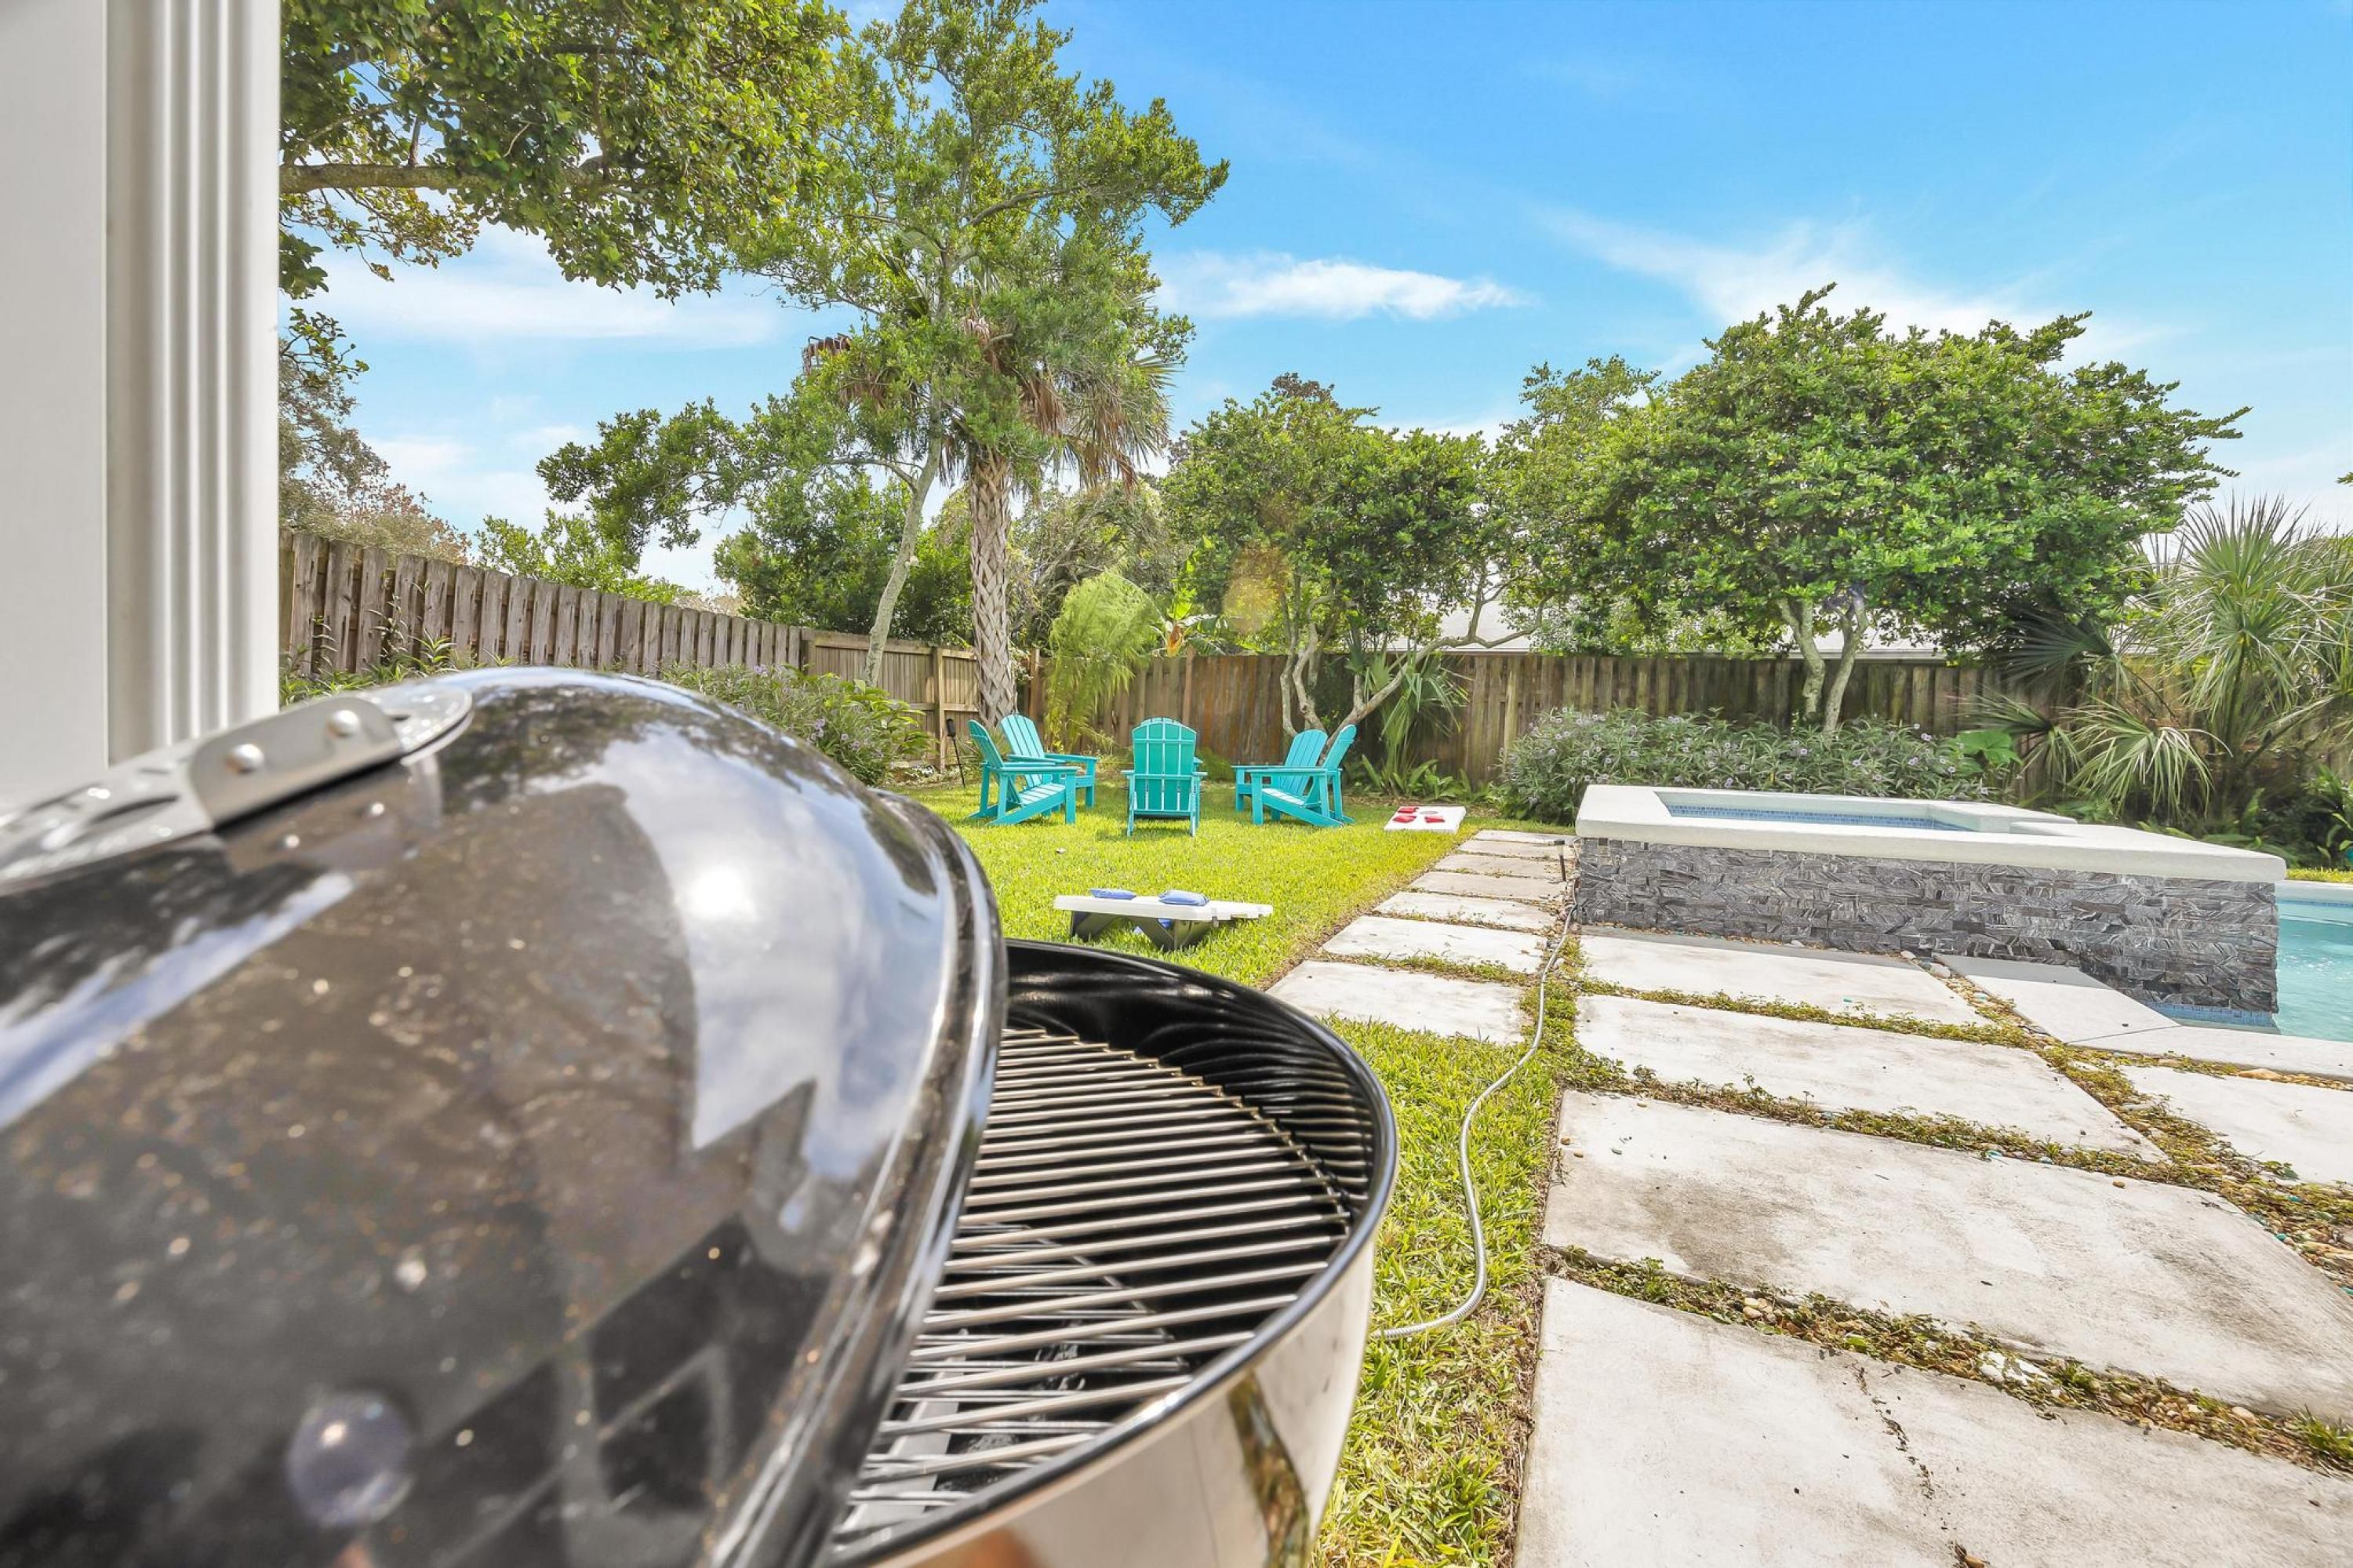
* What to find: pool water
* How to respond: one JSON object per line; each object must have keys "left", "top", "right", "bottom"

{"left": 1664, "top": 803, "right": 1971, "bottom": 832}
{"left": 2276, "top": 902, "right": 2353, "bottom": 1043}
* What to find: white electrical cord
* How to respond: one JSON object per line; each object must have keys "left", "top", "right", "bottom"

{"left": 1376, "top": 839, "right": 1573, "bottom": 1341}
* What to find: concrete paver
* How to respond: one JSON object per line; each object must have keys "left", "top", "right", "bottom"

{"left": 1516, "top": 1279, "right": 2353, "bottom": 1568}
{"left": 2085, "top": 1024, "right": 2353, "bottom": 1082}
{"left": 1545, "top": 1092, "right": 2353, "bottom": 1417}
{"left": 1581, "top": 928, "right": 1980, "bottom": 1025}
{"left": 1454, "top": 836, "right": 1566, "bottom": 863}
{"left": 1412, "top": 868, "right": 1563, "bottom": 904}
{"left": 2122, "top": 1065, "right": 2353, "bottom": 1186}
{"left": 1323, "top": 914, "right": 1546, "bottom": 975}
{"left": 1434, "top": 850, "right": 1564, "bottom": 880}
{"left": 1269, "top": 960, "right": 1524, "bottom": 1042}
{"left": 1945, "top": 954, "right": 2353, "bottom": 1080}
{"left": 1471, "top": 828, "right": 1567, "bottom": 844}
{"left": 1577, "top": 995, "right": 2157, "bottom": 1158}
{"left": 1940, "top": 953, "right": 2176, "bottom": 1042}
{"left": 1377, "top": 890, "right": 1555, "bottom": 933}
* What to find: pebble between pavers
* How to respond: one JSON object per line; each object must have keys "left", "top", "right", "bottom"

{"left": 1267, "top": 960, "right": 1526, "bottom": 1042}
{"left": 1453, "top": 837, "right": 1566, "bottom": 863}
{"left": 2120, "top": 1064, "right": 2353, "bottom": 1187}
{"left": 1435, "top": 850, "right": 1564, "bottom": 879}
{"left": 1323, "top": 914, "right": 1546, "bottom": 975}
{"left": 1515, "top": 1280, "right": 2353, "bottom": 1568}
{"left": 1545, "top": 1092, "right": 2353, "bottom": 1417}
{"left": 1580, "top": 927, "right": 1981, "bottom": 1025}
{"left": 1577, "top": 994, "right": 2159, "bottom": 1158}
{"left": 1411, "top": 869, "right": 1564, "bottom": 904}
{"left": 1376, "top": 890, "right": 1555, "bottom": 932}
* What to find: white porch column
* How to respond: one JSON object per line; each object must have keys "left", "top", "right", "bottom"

{"left": 0, "top": 0, "right": 278, "bottom": 808}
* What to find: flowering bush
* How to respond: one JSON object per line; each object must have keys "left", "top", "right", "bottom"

{"left": 661, "top": 663, "right": 926, "bottom": 786}
{"left": 1497, "top": 708, "right": 1995, "bottom": 824}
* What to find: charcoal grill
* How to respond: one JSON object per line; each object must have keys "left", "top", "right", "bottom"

{"left": 833, "top": 944, "right": 1392, "bottom": 1565}
{"left": 0, "top": 671, "right": 1393, "bottom": 1568}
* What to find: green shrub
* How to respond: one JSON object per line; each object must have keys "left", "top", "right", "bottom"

{"left": 1497, "top": 708, "right": 1995, "bottom": 824}
{"left": 660, "top": 663, "right": 926, "bottom": 786}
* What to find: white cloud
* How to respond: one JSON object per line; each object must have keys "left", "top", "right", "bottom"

{"left": 312, "top": 225, "right": 784, "bottom": 348}
{"left": 1537, "top": 208, "right": 2156, "bottom": 358}
{"left": 373, "top": 434, "right": 551, "bottom": 526}
{"left": 508, "top": 423, "right": 586, "bottom": 453}
{"left": 1160, "top": 252, "right": 1528, "bottom": 321}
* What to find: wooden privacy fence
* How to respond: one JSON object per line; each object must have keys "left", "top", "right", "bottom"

{"left": 283, "top": 531, "right": 2046, "bottom": 785}
{"left": 278, "top": 532, "right": 980, "bottom": 766}
{"left": 1041, "top": 651, "right": 2047, "bottom": 785}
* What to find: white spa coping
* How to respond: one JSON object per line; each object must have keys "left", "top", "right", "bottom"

{"left": 2281, "top": 879, "right": 2353, "bottom": 911}
{"left": 1575, "top": 785, "right": 2287, "bottom": 882}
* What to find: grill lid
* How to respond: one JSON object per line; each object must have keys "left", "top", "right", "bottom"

{"left": 0, "top": 671, "right": 998, "bottom": 1568}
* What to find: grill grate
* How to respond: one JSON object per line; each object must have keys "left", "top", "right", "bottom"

{"left": 828, "top": 1024, "right": 1355, "bottom": 1555}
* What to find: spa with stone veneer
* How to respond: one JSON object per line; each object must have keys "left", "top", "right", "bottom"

{"left": 1573, "top": 786, "right": 2286, "bottom": 1014}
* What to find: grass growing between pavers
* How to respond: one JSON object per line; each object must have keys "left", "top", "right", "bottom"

{"left": 1551, "top": 937, "right": 2353, "bottom": 1473}
{"left": 1573, "top": 956, "right": 2353, "bottom": 1293}
{"left": 1547, "top": 1250, "right": 2353, "bottom": 1478}
{"left": 919, "top": 784, "right": 1464, "bottom": 984}
{"left": 929, "top": 787, "right": 1576, "bottom": 1564}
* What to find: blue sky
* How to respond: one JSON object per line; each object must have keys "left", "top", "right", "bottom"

{"left": 318, "top": 0, "right": 2353, "bottom": 591}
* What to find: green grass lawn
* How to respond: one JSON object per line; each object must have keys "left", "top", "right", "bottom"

{"left": 923, "top": 779, "right": 1569, "bottom": 1566}
{"left": 915, "top": 782, "right": 1464, "bottom": 985}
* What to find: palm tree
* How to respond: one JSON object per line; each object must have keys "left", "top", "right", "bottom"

{"left": 1989, "top": 495, "right": 2353, "bottom": 828}
{"left": 958, "top": 297, "right": 1176, "bottom": 724}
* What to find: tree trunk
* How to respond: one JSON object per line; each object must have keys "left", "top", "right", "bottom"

{"left": 969, "top": 455, "right": 1018, "bottom": 725}
{"left": 862, "top": 452, "right": 938, "bottom": 686}
{"left": 1284, "top": 629, "right": 1320, "bottom": 735}
{"left": 1336, "top": 638, "right": 1433, "bottom": 736}
{"left": 1819, "top": 596, "right": 1867, "bottom": 736}
{"left": 1784, "top": 598, "right": 1827, "bottom": 723}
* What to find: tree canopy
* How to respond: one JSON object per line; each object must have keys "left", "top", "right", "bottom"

{"left": 536, "top": 0, "right": 1220, "bottom": 715}
{"left": 1165, "top": 376, "right": 1490, "bottom": 734}
{"left": 280, "top": 0, "right": 842, "bottom": 303}
{"left": 1526, "top": 287, "right": 2243, "bottom": 729}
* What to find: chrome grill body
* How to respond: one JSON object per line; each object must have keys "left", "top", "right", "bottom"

{"left": 830, "top": 942, "right": 1395, "bottom": 1568}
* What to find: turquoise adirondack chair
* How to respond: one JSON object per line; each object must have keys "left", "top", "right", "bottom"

{"left": 1000, "top": 713, "right": 1098, "bottom": 808}
{"left": 968, "top": 719, "right": 1081, "bottom": 825}
{"left": 1122, "top": 718, "right": 1205, "bottom": 836}
{"left": 1249, "top": 723, "right": 1357, "bottom": 828}
{"left": 1235, "top": 729, "right": 1325, "bottom": 817}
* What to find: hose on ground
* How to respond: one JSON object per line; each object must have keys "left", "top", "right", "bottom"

{"left": 1375, "top": 839, "right": 1573, "bottom": 1341}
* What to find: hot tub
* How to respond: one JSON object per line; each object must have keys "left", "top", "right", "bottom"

{"left": 1573, "top": 786, "right": 2287, "bottom": 1014}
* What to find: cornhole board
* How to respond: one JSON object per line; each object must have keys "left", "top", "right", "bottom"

{"left": 1053, "top": 893, "right": 1275, "bottom": 951}
{"left": 1384, "top": 803, "right": 1467, "bottom": 833}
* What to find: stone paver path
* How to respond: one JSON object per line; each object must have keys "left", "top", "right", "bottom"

{"left": 1435, "top": 849, "right": 1563, "bottom": 878}
{"left": 1522, "top": 907, "right": 2353, "bottom": 1564}
{"left": 1377, "top": 889, "right": 1554, "bottom": 932}
{"left": 1545, "top": 1092, "right": 2353, "bottom": 1417}
{"left": 1324, "top": 913, "right": 1546, "bottom": 975}
{"left": 1452, "top": 836, "right": 1566, "bottom": 863}
{"left": 1518, "top": 1281, "right": 2353, "bottom": 1567}
{"left": 1413, "top": 868, "right": 1564, "bottom": 904}
{"left": 2122, "top": 1065, "right": 2353, "bottom": 1187}
{"left": 1946, "top": 954, "right": 2353, "bottom": 1081}
{"left": 1269, "top": 959, "right": 1525, "bottom": 1042}
{"left": 1581, "top": 929, "right": 1980, "bottom": 1025}
{"left": 1578, "top": 995, "right": 2158, "bottom": 1158}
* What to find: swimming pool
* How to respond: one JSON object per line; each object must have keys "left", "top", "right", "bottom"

{"left": 2277, "top": 895, "right": 2352, "bottom": 1043}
